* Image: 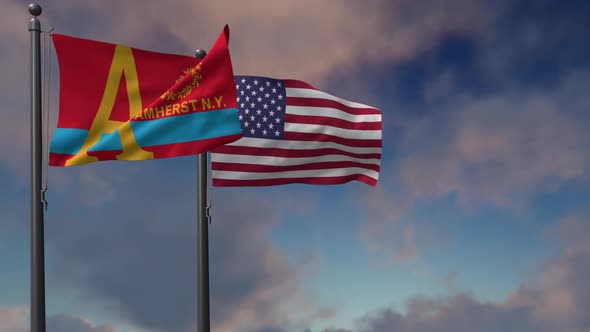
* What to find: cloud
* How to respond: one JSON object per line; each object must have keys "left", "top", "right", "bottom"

{"left": 316, "top": 214, "right": 590, "bottom": 332}
{"left": 474, "top": 0, "right": 590, "bottom": 85}
{"left": 47, "top": 314, "right": 120, "bottom": 332}
{"left": 3, "top": 2, "right": 590, "bottom": 332}
{"left": 503, "top": 216, "right": 590, "bottom": 331}
{"left": 356, "top": 185, "right": 450, "bottom": 263}
{"left": 47, "top": 162, "right": 142, "bottom": 207}
{"left": 322, "top": 2, "right": 589, "bottom": 264}
{"left": 354, "top": 293, "right": 538, "bottom": 332}
{"left": 41, "top": 0, "right": 487, "bottom": 84}
{"left": 0, "top": 1, "right": 38, "bottom": 176}
{"left": 399, "top": 71, "right": 590, "bottom": 209}
{"left": 0, "top": 307, "right": 119, "bottom": 332}
{"left": 46, "top": 180, "right": 315, "bottom": 332}
{"left": 0, "top": 0, "right": 493, "bottom": 180}
{"left": 208, "top": 191, "right": 314, "bottom": 332}
{"left": 192, "top": 0, "right": 488, "bottom": 84}
{"left": 548, "top": 212, "right": 590, "bottom": 245}
{"left": 356, "top": 68, "right": 590, "bottom": 262}
{"left": 0, "top": 307, "right": 27, "bottom": 332}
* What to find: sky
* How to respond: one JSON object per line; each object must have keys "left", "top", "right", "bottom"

{"left": 1, "top": 0, "right": 590, "bottom": 331}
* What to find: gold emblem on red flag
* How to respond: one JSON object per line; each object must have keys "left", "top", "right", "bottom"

{"left": 160, "top": 63, "right": 203, "bottom": 101}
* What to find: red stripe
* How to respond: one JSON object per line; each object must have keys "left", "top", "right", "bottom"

{"left": 285, "top": 114, "right": 382, "bottom": 130}
{"left": 212, "top": 161, "right": 380, "bottom": 173}
{"left": 213, "top": 174, "right": 377, "bottom": 186}
{"left": 286, "top": 97, "right": 381, "bottom": 116}
{"left": 212, "top": 145, "right": 381, "bottom": 159}
{"left": 49, "top": 153, "right": 74, "bottom": 166}
{"left": 284, "top": 79, "right": 318, "bottom": 90}
{"left": 143, "top": 134, "right": 242, "bottom": 158}
{"left": 283, "top": 132, "right": 382, "bottom": 148}
{"left": 48, "top": 134, "right": 241, "bottom": 166}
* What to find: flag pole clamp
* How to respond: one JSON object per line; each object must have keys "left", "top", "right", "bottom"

{"left": 206, "top": 204, "right": 212, "bottom": 224}
{"left": 41, "top": 187, "right": 47, "bottom": 211}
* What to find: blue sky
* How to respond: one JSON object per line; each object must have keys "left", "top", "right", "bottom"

{"left": 1, "top": 0, "right": 590, "bottom": 331}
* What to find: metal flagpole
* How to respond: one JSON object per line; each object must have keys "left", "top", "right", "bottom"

{"left": 28, "top": 3, "right": 46, "bottom": 332}
{"left": 195, "top": 49, "right": 211, "bottom": 332}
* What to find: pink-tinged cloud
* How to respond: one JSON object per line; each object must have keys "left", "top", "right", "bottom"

{"left": 399, "top": 71, "right": 590, "bottom": 209}
{"left": 46, "top": 314, "right": 120, "bottom": 332}
{"left": 46, "top": 182, "right": 321, "bottom": 332}
{"left": 355, "top": 293, "right": 539, "bottom": 332}
{"left": 503, "top": 215, "right": 590, "bottom": 331}
{"left": 357, "top": 185, "right": 450, "bottom": 263}
{"left": 0, "top": 307, "right": 119, "bottom": 332}
{"left": 0, "top": 0, "right": 492, "bottom": 179}
{"left": 357, "top": 70, "right": 590, "bottom": 262}
{"left": 33, "top": 0, "right": 488, "bottom": 84}
{"left": 0, "top": 307, "right": 27, "bottom": 332}
{"left": 0, "top": 2, "right": 37, "bottom": 176}
{"left": 321, "top": 215, "right": 590, "bottom": 332}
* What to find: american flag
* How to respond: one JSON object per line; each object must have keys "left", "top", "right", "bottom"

{"left": 211, "top": 76, "right": 382, "bottom": 186}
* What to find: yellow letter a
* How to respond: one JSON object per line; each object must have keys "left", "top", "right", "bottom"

{"left": 66, "top": 45, "right": 153, "bottom": 166}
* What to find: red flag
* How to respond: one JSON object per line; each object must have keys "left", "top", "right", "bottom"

{"left": 49, "top": 26, "right": 242, "bottom": 166}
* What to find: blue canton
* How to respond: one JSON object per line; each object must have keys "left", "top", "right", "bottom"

{"left": 234, "top": 76, "right": 286, "bottom": 139}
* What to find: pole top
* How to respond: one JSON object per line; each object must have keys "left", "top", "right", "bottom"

{"left": 195, "top": 49, "right": 207, "bottom": 59}
{"left": 28, "top": 3, "right": 42, "bottom": 17}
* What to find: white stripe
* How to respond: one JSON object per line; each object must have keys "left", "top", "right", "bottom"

{"left": 286, "top": 88, "right": 376, "bottom": 109}
{"left": 286, "top": 106, "right": 382, "bottom": 123}
{"left": 284, "top": 123, "right": 382, "bottom": 140}
{"left": 212, "top": 167, "right": 379, "bottom": 180}
{"left": 219, "top": 137, "right": 382, "bottom": 154}
{"left": 211, "top": 153, "right": 380, "bottom": 166}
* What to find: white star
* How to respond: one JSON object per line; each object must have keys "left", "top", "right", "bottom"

{"left": 277, "top": 106, "right": 282, "bottom": 111}
{"left": 254, "top": 80, "right": 259, "bottom": 85}
{"left": 246, "top": 84, "right": 251, "bottom": 90}
{"left": 262, "top": 116, "right": 268, "bottom": 122}
{"left": 269, "top": 110, "right": 275, "bottom": 116}
{"left": 240, "top": 103, "right": 245, "bottom": 108}
{"left": 269, "top": 123, "right": 274, "bottom": 129}
{"left": 259, "top": 87, "right": 264, "bottom": 92}
{"left": 235, "top": 84, "right": 239, "bottom": 89}
{"left": 257, "top": 97, "right": 262, "bottom": 102}
{"left": 238, "top": 115, "right": 243, "bottom": 120}
{"left": 256, "top": 109, "right": 262, "bottom": 115}
{"left": 240, "top": 91, "right": 245, "bottom": 95}
{"left": 275, "top": 117, "right": 281, "bottom": 123}
{"left": 250, "top": 128, "right": 256, "bottom": 134}
{"left": 272, "top": 88, "right": 277, "bottom": 93}
{"left": 263, "top": 104, "right": 269, "bottom": 109}
{"left": 278, "top": 94, "right": 283, "bottom": 100}
{"left": 245, "top": 96, "right": 250, "bottom": 102}
{"left": 244, "top": 109, "right": 250, "bottom": 114}
{"left": 275, "top": 130, "right": 280, "bottom": 136}
{"left": 256, "top": 122, "right": 261, "bottom": 128}
{"left": 263, "top": 129, "right": 268, "bottom": 135}
{"left": 241, "top": 78, "right": 246, "bottom": 83}
{"left": 277, "top": 82, "right": 282, "bottom": 87}
{"left": 244, "top": 121, "right": 249, "bottom": 127}
{"left": 237, "top": 97, "right": 240, "bottom": 102}
{"left": 270, "top": 99, "right": 276, "bottom": 104}
{"left": 250, "top": 103, "right": 255, "bottom": 108}
{"left": 266, "top": 81, "right": 271, "bottom": 86}
{"left": 252, "top": 91, "right": 257, "bottom": 96}
{"left": 250, "top": 115, "right": 255, "bottom": 121}
{"left": 265, "top": 93, "right": 270, "bottom": 98}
